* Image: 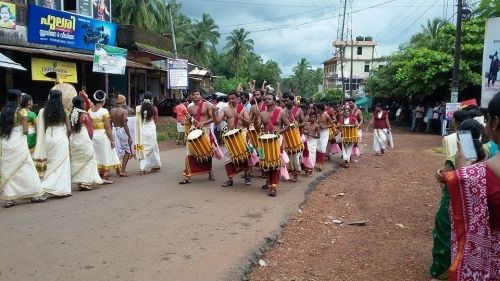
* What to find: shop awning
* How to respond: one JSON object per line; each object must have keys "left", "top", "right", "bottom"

{"left": 0, "top": 52, "right": 26, "bottom": 71}
{"left": 0, "top": 44, "right": 154, "bottom": 70}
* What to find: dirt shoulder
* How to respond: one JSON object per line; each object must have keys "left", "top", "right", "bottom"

{"left": 250, "top": 130, "right": 444, "bottom": 281}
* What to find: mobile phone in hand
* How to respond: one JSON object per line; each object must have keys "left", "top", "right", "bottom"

{"left": 458, "top": 130, "right": 478, "bottom": 161}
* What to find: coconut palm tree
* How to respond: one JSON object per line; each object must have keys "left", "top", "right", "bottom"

{"left": 182, "top": 13, "right": 220, "bottom": 66}
{"left": 293, "top": 58, "right": 311, "bottom": 96}
{"left": 224, "top": 28, "right": 254, "bottom": 78}
{"left": 112, "top": 0, "right": 167, "bottom": 33}
{"left": 420, "top": 18, "right": 444, "bottom": 38}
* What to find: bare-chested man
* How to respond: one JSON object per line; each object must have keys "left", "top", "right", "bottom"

{"left": 110, "top": 95, "right": 132, "bottom": 177}
{"left": 259, "top": 93, "right": 290, "bottom": 197}
{"left": 346, "top": 98, "right": 363, "bottom": 158}
{"left": 249, "top": 89, "right": 267, "bottom": 130}
{"left": 215, "top": 92, "right": 252, "bottom": 187}
{"left": 179, "top": 90, "right": 215, "bottom": 184}
{"left": 283, "top": 93, "right": 306, "bottom": 182}
{"left": 315, "top": 103, "right": 335, "bottom": 171}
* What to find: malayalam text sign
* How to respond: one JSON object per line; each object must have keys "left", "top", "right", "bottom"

{"left": 31, "top": 57, "right": 78, "bottom": 83}
{"left": 168, "top": 59, "right": 188, "bottom": 89}
{"left": 27, "top": 4, "right": 117, "bottom": 51}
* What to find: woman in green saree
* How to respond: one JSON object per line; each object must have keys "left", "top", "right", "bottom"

{"left": 20, "top": 94, "right": 36, "bottom": 153}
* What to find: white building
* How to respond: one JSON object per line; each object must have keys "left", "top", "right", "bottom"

{"left": 323, "top": 36, "right": 385, "bottom": 94}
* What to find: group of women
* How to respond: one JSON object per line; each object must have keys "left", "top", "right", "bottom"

{"left": 0, "top": 89, "right": 161, "bottom": 208}
{"left": 431, "top": 92, "right": 500, "bottom": 281}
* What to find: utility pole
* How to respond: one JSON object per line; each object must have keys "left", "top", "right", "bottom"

{"left": 166, "top": 0, "right": 178, "bottom": 59}
{"left": 349, "top": 29, "right": 354, "bottom": 97}
{"left": 450, "top": 0, "right": 463, "bottom": 103}
{"left": 340, "top": 0, "right": 347, "bottom": 101}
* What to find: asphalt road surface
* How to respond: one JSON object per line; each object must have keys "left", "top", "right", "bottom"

{"left": 0, "top": 146, "right": 332, "bottom": 281}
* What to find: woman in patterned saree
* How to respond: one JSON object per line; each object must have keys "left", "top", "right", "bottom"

{"left": 444, "top": 92, "right": 500, "bottom": 281}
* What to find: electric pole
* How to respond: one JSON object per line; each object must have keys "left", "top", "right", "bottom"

{"left": 450, "top": 0, "right": 463, "bottom": 103}
{"left": 340, "top": 0, "right": 347, "bottom": 100}
{"left": 349, "top": 29, "right": 354, "bottom": 97}
{"left": 166, "top": 0, "right": 178, "bottom": 59}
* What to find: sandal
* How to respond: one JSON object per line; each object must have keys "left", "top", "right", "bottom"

{"left": 78, "top": 184, "right": 94, "bottom": 191}
{"left": 179, "top": 179, "right": 191, "bottom": 185}
{"left": 261, "top": 184, "right": 270, "bottom": 190}
{"left": 31, "top": 196, "right": 48, "bottom": 203}
{"left": 101, "top": 176, "right": 114, "bottom": 184}
{"left": 3, "top": 201, "right": 17, "bottom": 208}
{"left": 208, "top": 173, "right": 216, "bottom": 181}
{"left": 268, "top": 189, "right": 277, "bottom": 197}
{"left": 118, "top": 172, "right": 130, "bottom": 177}
{"left": 221, "top": 180, "right": 233, "bottom": 187}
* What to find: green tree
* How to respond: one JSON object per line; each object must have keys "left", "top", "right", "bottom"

{"left": 224, "top": 28, "right": 254, "bottom": 78}
{"left": 113, "top": 0, "right": 167, "bottom": 33}
{"left": 420, "top": 18, "right": 444, "bottom": 38}
{"left": 182, "top": 13, "right": 220, "bottom": 66}
{"left": 476, "top": 0, "right": 500, "bottom": 18}
{"left": 292, "top": 58, "right": 311, "bottom": 96}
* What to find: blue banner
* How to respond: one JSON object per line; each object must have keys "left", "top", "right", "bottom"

{"left": 27, "top": 4, "right": 116, "bottom": 51}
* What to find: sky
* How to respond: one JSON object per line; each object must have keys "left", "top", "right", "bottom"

{"left": 178, "top": 0, "right": 458, "bottom": 77}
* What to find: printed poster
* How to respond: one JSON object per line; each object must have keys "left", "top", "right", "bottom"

{"left": 92, "top": 44, "right": 127, "bottom": 75}
{"left": 168, "top": 59, "right": 188, "bottom": 89}
{"left": 31, "top": 58, "right": 78, "bottom": 83}
{"left": 0, "top": 1, "right": 16, "bottom": 29}
{"left": 445, "top": 103, "right": 461, "bottom": 121}
{"left": 481, "top": 17, "right": 500, "bottom": 107}
{"left": 77, "top": 0, "right": 92, "bottom": 17}
{"left": 36, "top": 0, "right": 63, "bottom": 10}
{"left": 93, "top": 0, "right": 111, "bottom": 22}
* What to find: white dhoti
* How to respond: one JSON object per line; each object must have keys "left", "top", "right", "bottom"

{"left": 93, "top": 128, "right": 122, "bottom": 171}
{"left": 305, "top": 137, "right": 318, "bottom": 169}
{"left": 287, "top": 153, "right": 301, "bottom": 174}
{"left": 342, "top": 142, "right": 354, "bottom": 161}
{"left": 373, "top": 129, "right": 388, "bottom": 153}
{"left": 41, "top": 125, "right": 72, "bottom": 196}
{"left": 176, "top": 122, "right": 185, "bottom": 133}
{"left": 70, "top": 127, "right": 103, "bottom": 185}
{"left": 317, "top": 128, "right": 329, "bottom": 153}
{"left": 137, "top": 120, "right": 162, "bottom": 172}
{"left": 113, "top": 127, "right": 131, "bottom": 157}
{"left": 1, "top": 126, "right": 44, "bottom": 200}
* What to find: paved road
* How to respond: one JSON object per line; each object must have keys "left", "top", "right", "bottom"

{"left": 0, "top": 147, "right": 332, "bottom": 281}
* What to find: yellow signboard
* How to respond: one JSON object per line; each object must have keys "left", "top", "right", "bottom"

{"left": 31, "top": 58, "right": 78, "bottom": 83}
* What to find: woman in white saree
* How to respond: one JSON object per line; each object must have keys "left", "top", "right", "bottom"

{"left": 0, "top": 89, "right": 46, "bottom": 208}
{"left": 69, "top": 96, "right": 103, "bottom": 190}
{"left": 135, "top": 92, "right": 161, "bottom": 175}
{"left": 33, "top": 90, "right": 72, "bottom": 197}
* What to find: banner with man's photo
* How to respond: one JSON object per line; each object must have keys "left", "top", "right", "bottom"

{"left": 481, "top": 17, "right": 500, "bottom": 107}
{"left": 36, "top": 0, "right": 63, "bottom": 10}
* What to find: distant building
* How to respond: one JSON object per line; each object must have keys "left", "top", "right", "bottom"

{"left": 323, "top": 36, "right": 385, "bottom": 94}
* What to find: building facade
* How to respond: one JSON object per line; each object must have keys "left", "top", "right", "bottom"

{"left": 323, "top": 36, "right": 385, "bottom": 94}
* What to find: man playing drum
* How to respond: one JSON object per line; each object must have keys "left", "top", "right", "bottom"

{"left": 215, "top": 92, "right": 252, "bottom": 187}
{"left": 179, "top": 90, "right": 216, "bottom": 184}
{"left": 315, "top": 103, "right": 335, "bottom": 171}
{"left": 283, "top": 93, "right": 306, "bottom": 182}
{"left": 345, "top": 98, "right": 364, "bottom": 158}
{"left": 259, "top": 93, "right": 290, "bottom": 197}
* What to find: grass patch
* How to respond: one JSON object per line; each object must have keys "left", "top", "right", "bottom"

{"left": 156, "top": 123, "right": 178, "bottom": 141}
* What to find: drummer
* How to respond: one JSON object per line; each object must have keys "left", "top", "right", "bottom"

{"left": 179, "top": 90, "right": 216, "bottom": 184}
{"left": 248, "top": 89, "right": 266, "bottom": 177}
{"left": 339, "top": 106, "right": 359, "bottom": 168}
{"left": 259, "top": 93, "right": 290, "bottom": 197}
{"left": 283, "top": 93, "right": 306, "bottom": 182}
{"left": 215, "top": 92, "right": 252, "bottom": 187}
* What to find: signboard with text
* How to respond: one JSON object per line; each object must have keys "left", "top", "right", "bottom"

{"left": 92, "top": 44, "right": 127, "bottom": 75}
{"left": 31, "top": 58, "right": 78, "bottom": 83}
{"left": 27, "top": 4, "right": 117, "bottom": 51}
{"left": 77, "top": 0, "right": 92, "bottom": 17}
{"left": 168, "top": 59, "right": 188, "bottom": 89}
{"left": 445, "top": 103, "right": 461, "bottom": 121}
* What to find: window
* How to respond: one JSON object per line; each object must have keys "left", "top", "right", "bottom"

{"left": 357, "top": 47, "right": 362, "bottom": 55}
{"left": 364, "top": 64, "right": 370, "bottom": 72}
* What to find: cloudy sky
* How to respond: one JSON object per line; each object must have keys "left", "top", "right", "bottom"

{"left": 178, "top": 0, "right": 457, "bottom": 76}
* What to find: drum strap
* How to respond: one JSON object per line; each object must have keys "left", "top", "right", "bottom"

{"left": 260, "top": 102, "right": 267, "bottom": 112}
{"left": 233, "top": 104, "right": 244, "bottom": 127}
{"left": 268, "top": 108, "right": 281, "bottom": 132}
{"left": 195, "top": 101, "right": 204, "bottom": 123}
{"left": 288, "top": 106, "right": 299, "bottom": 122}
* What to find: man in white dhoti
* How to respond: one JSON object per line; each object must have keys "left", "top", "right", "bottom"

{"left": 366, "top": 103, "right": 392, "bottom": 156}
{"left": 1, "top": 89, "right": 46, "bottom": 207}
{"left": 110, "top": 95, "right": 132, "bottom": 176}
{"left": 340, "top": 107, "right": 359, "bottom": 168}
{"left": 315, "top": 103, "right": 335, "bottom": 171}
{"left": 135, "top": 92, "right": 162, "bottom": 175}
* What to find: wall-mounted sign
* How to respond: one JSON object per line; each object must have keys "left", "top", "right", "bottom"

{"left": 27, "top": 4, "right": 117, "bottom": 51}
{"left": 0, "top": 1, "right": 16, "bottom": 29}
{"left": 168, "top": 59, "right": 188, "bottom": 89}
{"left": 36, "top": 0, "right": 63, "bottom": 11}
{"left": 31, "top": 57, "right": 78, "bottom": 83}
{"left": 92, "top": 44, "right": 127, "bottom": 75}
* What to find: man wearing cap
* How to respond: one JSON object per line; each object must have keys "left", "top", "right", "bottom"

{"left": 110, "top": 94, "right": 132, "bottom": 177}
